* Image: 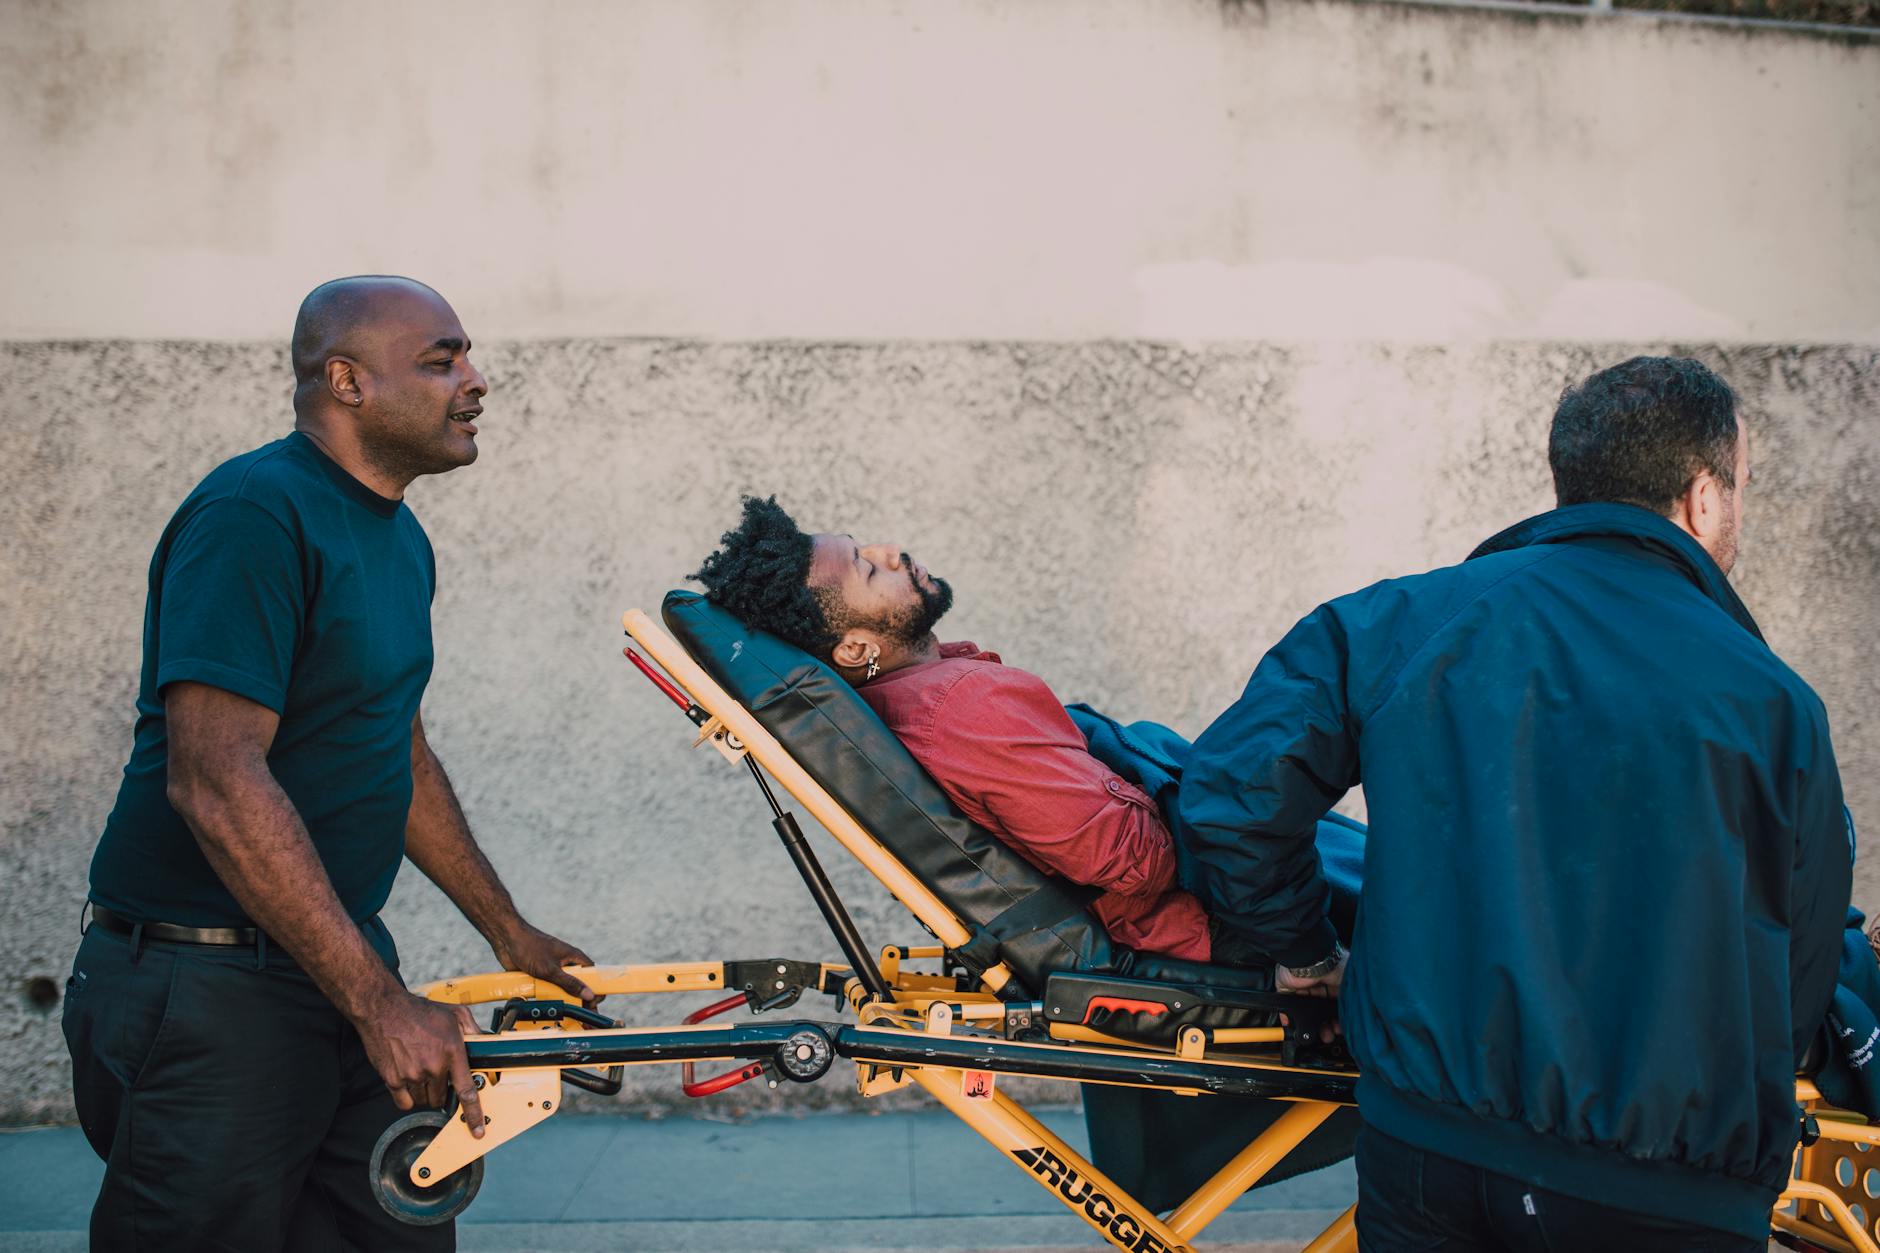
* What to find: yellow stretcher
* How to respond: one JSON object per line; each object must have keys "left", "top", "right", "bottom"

{"left": 363, "top": 601, "right": 1880, "bottom": 1253}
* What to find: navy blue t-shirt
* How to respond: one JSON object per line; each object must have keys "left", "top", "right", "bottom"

{"left": 90, "top": 432, "right": 437, "bottom": 927}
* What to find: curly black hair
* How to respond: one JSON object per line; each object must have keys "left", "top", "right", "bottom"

{"left": 691, "top": 495, "right": 842, "bottom": 654}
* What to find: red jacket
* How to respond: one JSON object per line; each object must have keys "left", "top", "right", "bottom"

{"left": 857, "top": 643, "right": 1212, "bottom": 963}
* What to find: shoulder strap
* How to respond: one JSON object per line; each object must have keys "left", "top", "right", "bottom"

{"left": 952, "top": 877, "right": 1103, "bottom": 980}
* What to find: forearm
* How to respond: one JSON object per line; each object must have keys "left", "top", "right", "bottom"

{"left": 404, "top": 737, "right": 520, "bottom": 945}
{"left": 1791, "top": 800, "right": 1856, "bottom": 1059}
{"left": 398, "top": 718, "right": 595, "bottom": 1002}
{"left": 1180, "top": 768, "right": 1339, "bottom": 968}
{"left": 173, "top": 768, "right": 402, "bottom": 1021}
{"left": 1181, "top": 610, "right": 1359, "bottom": 966}
{"left": 1054, "top": 803, "right": 1177, "bottom": 898}
{"left": 931, "top": 676, "right": 1181, "bottom": 899}
{"left": 1209, "top": 871, "right": 1338, "bottom": 967}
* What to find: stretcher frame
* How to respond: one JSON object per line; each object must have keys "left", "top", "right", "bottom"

{"left": 384, "top": 608, "right": 1880, "bottom": 1253}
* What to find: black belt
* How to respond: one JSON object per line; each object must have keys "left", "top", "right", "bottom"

{"left": 91, "top": 904, "right": 264, "bottom": 947}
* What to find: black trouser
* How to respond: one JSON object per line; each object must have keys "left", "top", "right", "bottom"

{"left": 1355, "top": 1124, "right": 1763, "bottom": 1252}
{"left": 62, "top": 922, "right": 453, "bottom": 1253}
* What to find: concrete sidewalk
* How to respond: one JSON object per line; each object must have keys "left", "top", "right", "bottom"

{"left": 0, "top": 1107, "right": 1353, "bottom": 1252}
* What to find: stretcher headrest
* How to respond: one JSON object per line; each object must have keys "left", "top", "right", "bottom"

{"left": 661, "top": 590, "right": 1118, "bottom": 995}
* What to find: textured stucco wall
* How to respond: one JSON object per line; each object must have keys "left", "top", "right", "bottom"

{"left": 1, "top": 339, "right": 1874, "bottom": 1122}
{"left": 1, "top": 0, "right": 1877, "bottom": 343}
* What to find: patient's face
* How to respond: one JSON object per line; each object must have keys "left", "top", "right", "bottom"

{"left": 808, "top": 533, "right": 954, "bottom": 646}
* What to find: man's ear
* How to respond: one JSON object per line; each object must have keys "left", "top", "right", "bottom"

{"left": 325, "top": 357, "right": 364, "bottom": 408}
{"left": 830, "top": 628, "right": 877, "bottom": 673}
{"left": 1668, "top": 469, "right": 1721, "bottom": 543}
{"left": 1684, "top": 472, "right": 1725, "bottom": 542}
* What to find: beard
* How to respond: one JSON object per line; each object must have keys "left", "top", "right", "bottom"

{"left": 1714, "top": 496, "right": 1740, "bottom": 576}
{"left": 361, "top": 400, "right": 477, "bottom": 485}
{"left": 871, "top": 567, "right": 954, "bottom": 647}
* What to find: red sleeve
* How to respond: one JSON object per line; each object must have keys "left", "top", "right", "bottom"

{"left": 923, "top": 667, "right": 1177, "bottom": 900}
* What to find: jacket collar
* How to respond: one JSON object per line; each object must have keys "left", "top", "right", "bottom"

{"left": 1468, "top": 502, "right": 1764, "bottom": 643}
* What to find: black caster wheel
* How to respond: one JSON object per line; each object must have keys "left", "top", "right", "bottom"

{"left": 369, "top": 1110, "right": 484, "bottom": 1226}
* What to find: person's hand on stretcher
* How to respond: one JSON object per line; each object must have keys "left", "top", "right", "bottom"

{"left": 1276, "top": 942, "right": 1347, "bottom": 1043}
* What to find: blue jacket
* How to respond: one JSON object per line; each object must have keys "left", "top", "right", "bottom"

{"left": 1179, "top": 503, "right": 1851, "bottom": 1239}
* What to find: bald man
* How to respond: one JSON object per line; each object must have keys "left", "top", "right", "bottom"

{"left": 64, "top": 277, "right": 593, "bottom": 1250}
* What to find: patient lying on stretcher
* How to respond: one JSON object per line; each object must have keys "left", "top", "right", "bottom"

{"left": 691, "top": 495, "right": 1353, "bottom": 973}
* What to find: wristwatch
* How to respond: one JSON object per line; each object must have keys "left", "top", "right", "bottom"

{"left": 1284, "top": 943, "right": 1347, "bottom": 981}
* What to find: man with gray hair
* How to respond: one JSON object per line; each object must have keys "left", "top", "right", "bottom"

{"left": 1181, "top": 356, "right": 1851, "bottom": 1249}
{"left": 64, "top": 277, "right": 595, "bottom": 1249}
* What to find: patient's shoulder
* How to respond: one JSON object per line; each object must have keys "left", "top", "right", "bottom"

{"left": 929, "top": 658, "right": 1066, "bottom": 725}
{"left": 865, "top": 648, "right": 1067, "bottom": 742}
{"left": 938, "top": 640, "right": 1002, "bottom": 663}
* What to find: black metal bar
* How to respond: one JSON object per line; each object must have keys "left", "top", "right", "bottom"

{"left": 559, "top": 1067, "right": 625, "bottom": 1095}
{"left": 772, "top": 812, "right": 896, "bottom": 1004}
{"left": 488, "top": 999, "right": 626, "bottom": 1093}
{"left": 492, "top": 999, "right": 620, "bottom": 1033}
{"left": 464, "top": 1020, "right": 810, "bottom": 1070}
{"left": 746, "top": 756, "right": 786, "bottom": 815}
{"left": 745, "top": 757, "right": 895, "bottom": 1004}
{"left": 461, "top": 1018, "right": 1356, "bottom": 1102}
{"left": 834, "top": 1026, "right": 1359, "bottom": 1103}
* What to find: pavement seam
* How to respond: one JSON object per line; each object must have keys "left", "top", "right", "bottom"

{"left": 905, "top": 1113, "right": 919, "bottom": 1216}
{"left": 554, "top": 1118, "right": 625, "bottom": 1221}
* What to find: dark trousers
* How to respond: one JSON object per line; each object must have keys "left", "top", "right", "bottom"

{"left": 62, "top": 924, "right": 453, "bottom": 1253}
{"left": 1355, "top": 1124, "right": 1763, "bottom": 1253}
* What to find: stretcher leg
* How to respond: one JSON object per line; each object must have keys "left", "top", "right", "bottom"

{"left": 908, "top": 1065, "right": 1195, "bottom": 1253}
{"left": 1165, "top": 1101, "right": 1338, "bottom": 1241}
{"left": 1300, "top": 1204, "right": 1357, "bottom": 1253}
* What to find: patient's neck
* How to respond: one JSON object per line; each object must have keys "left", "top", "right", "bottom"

{"left": 882, "top": 634, "right": 942, "bottom": 675}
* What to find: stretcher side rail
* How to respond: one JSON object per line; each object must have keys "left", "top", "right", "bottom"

{"left": 444, "top": 1011, "right": 1361, "bottom": 1106}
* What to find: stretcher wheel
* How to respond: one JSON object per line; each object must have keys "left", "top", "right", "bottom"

{"left": 369, "top": 1110, "right": 484, "bottom": 1226}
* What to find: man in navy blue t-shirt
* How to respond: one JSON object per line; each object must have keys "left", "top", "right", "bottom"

{"left": 64, "top": 276, "right": 596, "bottom": 1250}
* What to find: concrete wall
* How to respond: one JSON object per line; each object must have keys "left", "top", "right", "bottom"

{"left": 4, "top": 0, "right": 1876, "bottom": 1122}
{"left": 1, "top": 0, "right": 1877, "bottom": 343}
{"left": 2, "top": 338, "right": 1875, "bottom": 1120}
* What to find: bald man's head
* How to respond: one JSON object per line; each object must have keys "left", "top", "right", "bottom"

{"left": 291, "top": 275, "right": 446, "bottom": 389}
{"left": 289, "top": 275, "right": 487, "bottom": 489}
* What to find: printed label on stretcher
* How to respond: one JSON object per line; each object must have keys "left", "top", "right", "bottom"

{"left": 961, "top": 1070, "right": 996, "bottom": 1100}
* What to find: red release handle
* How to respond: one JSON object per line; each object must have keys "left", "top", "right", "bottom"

{"left": 681, "top": 992, "right": 768, "bottom": 1098}
{"left": 1082, "top": 996, "right": 1172, "bottom": 1024}
{"left": 623, "top": 646, "right": 693, "bottom": 712}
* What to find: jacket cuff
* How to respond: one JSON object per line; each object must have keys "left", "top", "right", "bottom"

{"left": 1274, "top": 918, "right": 1340, "bottom": 969}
